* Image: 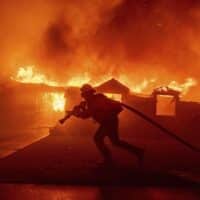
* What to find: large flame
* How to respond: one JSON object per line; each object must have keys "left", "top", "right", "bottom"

{"left": 12, "top": 66, "right": 91, "bottom": 88}
{"left": 11, "top": 66, "right": 198, "bottom": 105}
{"left": 11, "top": 66, "right": 58, "bottom": 86}
{"left": 128, "top": 78, "right": 156, "bottom": 93}
{"left": 67, "top": 73, "right": 91, "bottom": 87}
{"left": 11, "top": 66, "right": 67, "bottom": 112}
{"left": 168, "top": 78, "right": 197, "bottom": 95}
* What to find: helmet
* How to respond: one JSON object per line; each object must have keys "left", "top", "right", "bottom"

{"left": 80, "top": 84, "right": 96, "bottom": 94}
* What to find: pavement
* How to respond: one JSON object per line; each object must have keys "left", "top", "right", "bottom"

{"left": 0, "top": 123, "right": 199, "bottom": 185}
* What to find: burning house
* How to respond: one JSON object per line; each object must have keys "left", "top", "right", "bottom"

{"left": 64, "top": 78, "right": 130, "bottom": 109}
{"left": 102, "top": 80, "right": 199, "bottom": 139}
{"left": 0, "top": 80, "right": 66, "bottom": 132}
{"left": 0, "top": 0, "right": 200, "bottom": 188}
{"left": 0, "top": 77, "right": 199, "bottom": 185}
{"left": 2, "top": 75, "right": 199, "bottom": 135}
{"left": 0, "top": 65, "right": 199, "bottom": 160}
{"left": 95, "top": 78, "right": 130, "bottom": 101}
{"left": 64, "top": 78, "right": 200, "bottom": 138}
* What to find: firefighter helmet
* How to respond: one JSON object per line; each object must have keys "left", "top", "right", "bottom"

{"left": 80, "top": 84, "right": 96, "bottom": 94}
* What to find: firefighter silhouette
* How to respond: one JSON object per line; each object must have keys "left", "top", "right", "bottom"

{"left": 61, "top": 84, "right": 144, "bottom": 166}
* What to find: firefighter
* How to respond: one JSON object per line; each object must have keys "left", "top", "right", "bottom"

{"left": 71, "top": 84, "right": 144, "bottom": 166}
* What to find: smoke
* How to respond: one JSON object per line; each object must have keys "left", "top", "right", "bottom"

{"left": 0, "top": 0, "right": 57, "bottom": 79}
{"left": 90, "top": 0, "right": 200, "bottom": 80}
{"left": 0, "top": 0, "right": 200, "bottom": 95}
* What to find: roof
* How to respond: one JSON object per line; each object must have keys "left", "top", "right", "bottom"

{"left": 152, "top": 86, "right": 181, "bottom": 97}
{"left": 95, "top": 78, "right": 130, "bottom": 94}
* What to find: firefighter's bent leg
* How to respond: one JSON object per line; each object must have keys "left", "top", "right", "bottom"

{"left": 94, "top": 126, "right": 112, "bottom": 163}
{"left": 108, "top": 118, "right": 144, "bottom": 166}
{"left": 111, "top": 137, "right": 144, "bottom": 167}
{"left": 112, "top": 139, "right": 143, "bottom": 156}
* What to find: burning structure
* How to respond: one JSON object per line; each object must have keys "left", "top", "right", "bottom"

{"left": 0, "top": 0, "right": 200, "bottom": 186}
{"left": 0, "top": 77, "right": 199, "bottom": 185}
{"left": 62, "top": 78, "right": 200, "bottom": 150}
{"left": 2, "top": 73, "right": 199, "bottom": 141}
{"left": 2, "top": 66, "right": 199, "bottom": 132}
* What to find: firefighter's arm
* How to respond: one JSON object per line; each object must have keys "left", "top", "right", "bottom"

{"left": 73, "top": 107, "right": 91, "bottom": 119}
{"left": 72, "top": 101, "right": 91, "bottom": 119}
{"left": 59, "top": 101, "right": 88, "bottom": 124}
{"left": 59, "top": 111, "right": 73, "bottom": 124}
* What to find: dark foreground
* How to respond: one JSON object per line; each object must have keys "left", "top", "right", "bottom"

{"left": 0, "top": 133, "right": 199, "bottom": 185}
{"left": 0, "top": 126, "right": 200, "bottom": 185}
{"left": 0, "top": 184, "right": 200, "bottom": 200}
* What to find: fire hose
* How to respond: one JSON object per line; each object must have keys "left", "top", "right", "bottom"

{"left": 121, "top": 103, "right": 200, "bottom": 153}
{"left": 58, "top": 101, "right": 199, "bottom": 152}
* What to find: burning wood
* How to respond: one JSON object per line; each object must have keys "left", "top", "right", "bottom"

{"left": 66, "top": 73, "right": 91, "bottom": 87}
{"left": 11, "top": 66, "right": 58, "bottom": 87}
{"left": 47, "top": 93, "right": 65, "bottom": 112}
{"left": 168, "top": 78, "right": 197, "bottom": 95}
{"left": 11, "top": 66, "right": 198, "bottom": 103}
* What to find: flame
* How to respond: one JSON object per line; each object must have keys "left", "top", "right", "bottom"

{"left": 104, "top": 93, "right": 122, "bottom": 101}
{"left": 11, "top": 66, "right": 58, "bottom": 86}
{"left": 130, "top": 79, "right": 156, "bottom": 93}
{"left": 12, "top": 66, "right": 91, "bottom": 87}
{"left": 118, "top": 75, "right": 197, "bottom": 96}
{"left": 168, "top": 78, "right": 197, "bottom": 95}
{"left": 51, "top": 93, "right": 66, "bottom": 112}
{"left": 67, "top": 73, "right": 91, "bottom": 87}
{"left": 11, "top": 66, "right": 198, "bottom": 102}
{"left": 11, "top": 66, "right": 66, "bottom": 112}
{"left": 45, "top": 92, "right": 66, "bottom": 112}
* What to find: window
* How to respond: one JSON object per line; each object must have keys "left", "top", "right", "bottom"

{"left": 104, "top": 93, "right": 122, "bottom": 102}
{"left": 156, "top": 95, "right": 176, "bottom": 116}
